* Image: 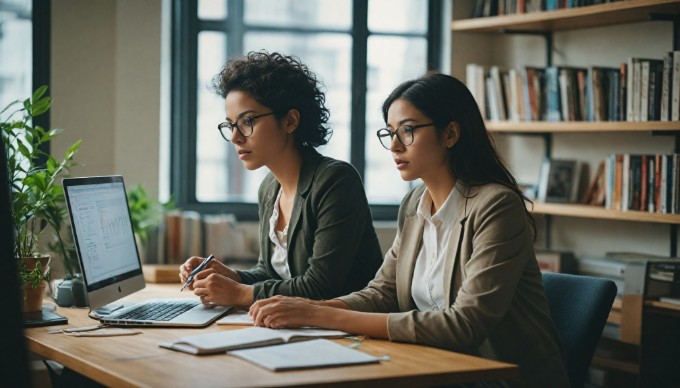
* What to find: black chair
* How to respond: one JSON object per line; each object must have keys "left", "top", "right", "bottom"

{"left": 542, "top": 272, "right": 617, "bottom": 388}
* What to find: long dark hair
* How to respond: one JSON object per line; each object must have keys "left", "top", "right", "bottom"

{"left": 382, "top": 73, "right": 536, "bottom": 236}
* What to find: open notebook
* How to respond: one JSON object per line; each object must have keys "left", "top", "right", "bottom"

{"left": 159, "top": 327, "right": 349, "bottom": 354}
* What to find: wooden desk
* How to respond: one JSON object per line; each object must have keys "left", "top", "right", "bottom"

{"left": 25, "top": 284, "right": 519, "bottom": 387}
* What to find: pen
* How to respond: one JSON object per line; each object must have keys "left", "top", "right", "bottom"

{"left": 180, "top": 254, "right": 215, "bottom": 291}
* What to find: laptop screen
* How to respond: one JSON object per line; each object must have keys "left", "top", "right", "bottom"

{"left": 63, "top": 176, "right": 145, "bottom": 308}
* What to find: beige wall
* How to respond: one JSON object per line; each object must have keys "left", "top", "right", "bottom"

{"left": 451, "top": 10, "right": 678, "bottom": 258}
{"left": 50, "top": 0, "right": 163, "bottom": 198}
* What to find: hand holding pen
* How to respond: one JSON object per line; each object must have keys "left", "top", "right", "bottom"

{"left": 180, "top": 254, "right": 215, "bottom": 291}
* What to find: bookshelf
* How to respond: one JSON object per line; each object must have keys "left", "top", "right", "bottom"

{"left": 451, "top": 0, "right": 680, "bottom": 32}
{"left": 487, "top": 120, "right": 680, "bottom": 133}
{"left": 452, "top": 1, "right": 680, "bottom": 386}
{"left": 532, "top": 202, "right": 680, "bottom": 224}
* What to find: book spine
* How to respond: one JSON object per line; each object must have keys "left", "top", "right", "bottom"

{"left": 661, "top": 53, "right": 671, "bottom": 121}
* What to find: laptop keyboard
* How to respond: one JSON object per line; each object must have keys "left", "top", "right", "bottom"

{"left": 116, "top": 300, "right": 199, "bottom": 321}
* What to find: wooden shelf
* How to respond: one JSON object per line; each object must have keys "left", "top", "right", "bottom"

{"left": 645, "top": 300, "right": 680, "bottom": 313}
{"left": 486, "top": 120, "right": 680, "bottom": 133}
{"left": 531, "top": 203, "right": 680, "bottom": 224}
{"left": 452, "top": 0, "right": 680, "bottom": 32}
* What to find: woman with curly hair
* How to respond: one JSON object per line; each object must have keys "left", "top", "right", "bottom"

{"left": 179, "top": 51, "right": 383, "bottom": 308}
{"left": 249, "top": 73, "right": 569, "bottom": 387}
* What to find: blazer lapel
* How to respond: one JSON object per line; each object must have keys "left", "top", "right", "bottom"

{"left": 397, "top": 214, "right": 424, "bottom": 312}
{"left": 443, "top": 183, "right": 470, "bottom": 306}
{"left": 286, "top": 149, "right": 321, "bottom": 275}
{"left": 260, "top": 180, "right": 278, "bottom": 275}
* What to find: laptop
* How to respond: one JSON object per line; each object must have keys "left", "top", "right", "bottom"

{"left": 63, "top": 175, "right": 230, "bottom": 327}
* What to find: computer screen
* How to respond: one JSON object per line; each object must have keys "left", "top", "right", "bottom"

{"left": 63, "top": 176, "right": 145, "bottom": 309}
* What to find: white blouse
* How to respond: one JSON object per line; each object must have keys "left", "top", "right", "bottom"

{"left": 411, "top": 187, "right": 457, "bottom": 311}
{"left": 268, "top": 189, "right": 292, "bottom": 280}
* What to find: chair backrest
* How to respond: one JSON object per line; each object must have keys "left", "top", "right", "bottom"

{"left": 542, "top": 272, "right": 617, "bottom": 388}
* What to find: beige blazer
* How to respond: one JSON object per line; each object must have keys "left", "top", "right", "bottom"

{"left": 338, "top": 182, "right": 569, "bottom": 388}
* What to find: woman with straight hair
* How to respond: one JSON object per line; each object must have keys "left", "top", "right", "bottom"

{"left": 249, "top": 73, "right": 569, "bottom": 387}
{"left": 179, "top": 51, "right": 382, "bottom": 307}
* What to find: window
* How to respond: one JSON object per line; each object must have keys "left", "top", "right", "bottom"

{"left": 0, "top": 0, "right": 50, "bottom": 154}
{"left": 172, "top": 0, "right": 444, "bottom": 219}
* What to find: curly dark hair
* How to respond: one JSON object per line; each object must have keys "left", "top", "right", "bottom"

{"left": 212, "top": 51, "right": 331, "bottom": 148}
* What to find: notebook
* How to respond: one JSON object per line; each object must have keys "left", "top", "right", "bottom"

{"left": 159, "top": 327, "right": 349, "bottom": 355}
{"left": 230, "top": 339, "right": 382, "bottom": 371}
{"left": 63, "top": 175, "right": 230, "bottom": 327}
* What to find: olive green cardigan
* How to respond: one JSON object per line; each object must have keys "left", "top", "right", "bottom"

{"left": 236, "top": 148, "right": 383, "bottom": 301}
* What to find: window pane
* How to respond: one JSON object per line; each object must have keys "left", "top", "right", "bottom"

{"left": 198, "top": 0, "right": 227, "bottom": 20}
{"left": 364, "top": 36, "right": 427, "bottom": 204}
{"left": 368, "top": 0, "right": 427, "bottom": 34}
{"left": 0, "top": 0, "right": 32, "bottom": 110}
{"left": 196, "top": 32, "right": 240, "bottom": 202}
{"left": 245, "top": 0, "right": 351, "bottom": 30}
{"left": 245, "top": 32, "right": 352, "bottom": 163}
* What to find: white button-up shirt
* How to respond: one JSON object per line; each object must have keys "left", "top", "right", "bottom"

{"left": 268, "top": 189, "right": 292, "bottom": 280}
{"left": 411, "top": 187, "right": 457, "bottom": 311}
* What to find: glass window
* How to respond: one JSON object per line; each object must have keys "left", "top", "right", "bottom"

{"left": 198, "top": 0, "right": 227, "bottom": 20}
{"left": 0, "top": 0, "right": 32, "bottom": 111}
{"left": 364, "top": 35, "right": 427, "bottom": 203}
{"left": 368, "top": 0, "right": 427, "bottom": 34}
{"left": 244, "top": 0, "right": 351, "bottom": 30}
{"left": 174, "top": 0, "right": 440, "bottom": 218}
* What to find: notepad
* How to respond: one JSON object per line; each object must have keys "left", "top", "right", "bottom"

{"left": 230, "top": 339, "right": 382, "bottom": 371}
{"left": 159, "top": 327, "right": 349, "bottom": 355}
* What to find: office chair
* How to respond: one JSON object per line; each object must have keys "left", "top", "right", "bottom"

{"left": 542, "top": 272, "right": 617, "bottom": 388}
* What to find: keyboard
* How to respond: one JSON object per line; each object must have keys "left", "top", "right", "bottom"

{"left": 116, "top": 300, "right": 199, "bottom": 321}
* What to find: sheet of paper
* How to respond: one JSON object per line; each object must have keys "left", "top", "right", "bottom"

{"left": 229, "top": 339, "right": 381, "bottom": 371}
{"left": 216, "top": 310, "right": 254, "bottom": 325}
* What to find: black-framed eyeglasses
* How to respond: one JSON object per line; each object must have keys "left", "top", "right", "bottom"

{"left": 376, "top": 123, "right": 434, "bottom": 150}
{"left": 217, "top": 112, "right": 275, "bottom": 141}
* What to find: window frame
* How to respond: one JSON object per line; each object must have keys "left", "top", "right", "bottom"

{"left": 170, "top": 0, "right": 444, "bottom": 220}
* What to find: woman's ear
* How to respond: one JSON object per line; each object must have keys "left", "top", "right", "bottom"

{"left": 285, "top": 109, "right": 300, "bottom": 134}
{"left": 444, "top": 121, "right": 461, "bottom": 148}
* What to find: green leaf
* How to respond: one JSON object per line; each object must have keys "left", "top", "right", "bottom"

{"left": 32, "top": 86, "right": 48, "bottom": 102}
{"left": 32, "top": 97, "right": 51, "bottom": 117}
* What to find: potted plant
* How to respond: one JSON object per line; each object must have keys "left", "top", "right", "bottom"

{"left": 1, "top": 86, "right": 80, "bottom": 314}
{"left": 127, "top": 184, "right": 174, "bottom": 263}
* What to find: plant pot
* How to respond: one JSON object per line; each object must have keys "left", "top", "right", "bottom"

{"left": 20, "top": 255, "right": 51, "bottom": 313}
{"left": 22, "top": 280, "right": 47, "bottom": 313}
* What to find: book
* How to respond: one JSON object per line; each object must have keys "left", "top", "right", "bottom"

{"left": 159, "top": 327, "right": 349, "bottom": 355}
{"left": 230, "top": 339, "right": 382, "bottom": 371}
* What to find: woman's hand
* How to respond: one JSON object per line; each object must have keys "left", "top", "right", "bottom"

{"left": 179, "top": 256, "right": 241, "bottom": 290}
{"left": 191, "top": 269, "right": 253, "bottom": 307}
{"left": 249, "top": 296, "right": 324, "bottom": 329}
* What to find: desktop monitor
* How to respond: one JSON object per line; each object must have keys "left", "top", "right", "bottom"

{"left": 62, "top": 175, "right": 145, "bottom": 310}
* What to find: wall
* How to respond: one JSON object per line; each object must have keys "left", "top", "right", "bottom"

{"left": 450, "top": 6, "right": 678, "bottom": 258}
{"left": 50, "top": 0, "right": 164, "bottom": 198}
